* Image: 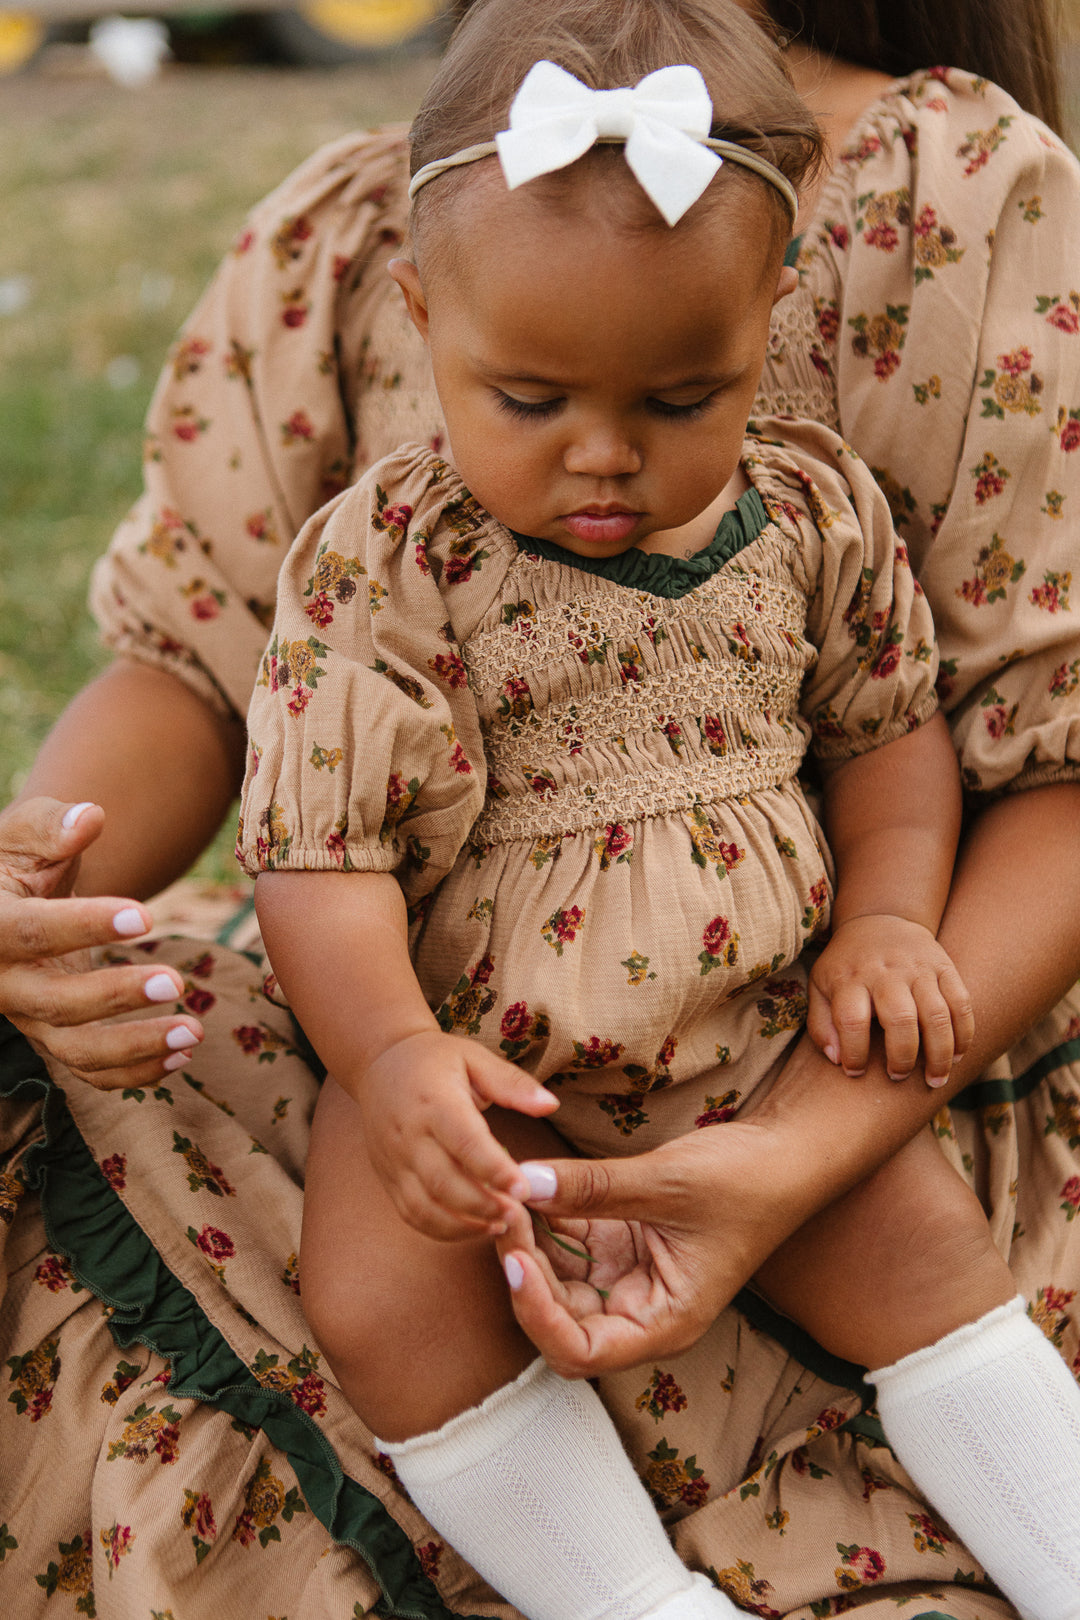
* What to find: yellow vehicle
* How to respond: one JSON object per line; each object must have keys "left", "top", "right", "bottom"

{"left": 0, "top": 0, "right": 449, "bottom": 72}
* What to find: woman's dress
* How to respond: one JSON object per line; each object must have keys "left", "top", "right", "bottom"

{"left": 2, "top": 68, "right": 1079, "bottom": 1620}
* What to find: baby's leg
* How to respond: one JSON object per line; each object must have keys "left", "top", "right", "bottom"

{"left": 755, "top": 1128, "right": 1080, "bottom": 1618}
{"left": 301, "top": 1077, "right": 736, "bottom": 1620}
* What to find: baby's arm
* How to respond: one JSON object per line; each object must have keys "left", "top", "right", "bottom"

{"left": 255, "top": 869, "right": 558, "bottom": 1240}
{"left": 809, "top": 710, "right": 974, "bottom": 1084}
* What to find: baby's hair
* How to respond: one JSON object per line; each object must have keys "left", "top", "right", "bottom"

{"left": 409, "top": 0, "right": 823, "bottom": 251}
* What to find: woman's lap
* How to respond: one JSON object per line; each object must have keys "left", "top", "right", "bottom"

{"left": 3, "top": 933, "right": 1078, "bottom": 1618}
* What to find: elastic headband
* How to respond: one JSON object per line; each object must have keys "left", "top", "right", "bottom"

{"left": 408, "top": 60, "right": 799, "bottom": 228}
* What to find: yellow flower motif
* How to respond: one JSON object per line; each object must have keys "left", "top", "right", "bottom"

{"left": 288, "top": 641, "right": 315, "bottom": 683}
{"left": 981, "top": 547, "right": 1017, "bottom": 590}
{"left": 993, "top": 372, "right": 1040, "bottom": 416}
{"left": 313, "top": 550, "right": 346, "bottom": 592}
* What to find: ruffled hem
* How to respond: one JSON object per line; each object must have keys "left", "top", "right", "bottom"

{"left": 0, "top": 1016, "right": 484, "bottom": 1620}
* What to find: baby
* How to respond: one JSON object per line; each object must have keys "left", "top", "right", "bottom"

{"left": 239, "top": 1, "right": 1080, "bottom": 1616}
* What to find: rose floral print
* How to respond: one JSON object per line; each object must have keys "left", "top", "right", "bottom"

{"left": 1, "top": 67, "right": 1078, "bottom": 1620}
{"left": 239, "top": 431, "right": 936, "bottom": 1159}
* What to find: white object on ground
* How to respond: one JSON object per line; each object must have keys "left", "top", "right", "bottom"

{"left": 89, "top": 17, "right": 170, "bottom": 87}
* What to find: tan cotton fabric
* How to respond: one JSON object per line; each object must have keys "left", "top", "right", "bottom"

{"left": 2, "top": 67, "right": 1080, "bottom": 1620}
{"left": 237, "top": 431, "right": 938, "bottom": 1156}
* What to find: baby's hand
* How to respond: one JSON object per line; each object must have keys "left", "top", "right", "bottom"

{"left": 357, "top": 1029, "right": 558, "bottom": 1241}
{"left": 807, "top": 914, "right": 974, "bottom": 1085}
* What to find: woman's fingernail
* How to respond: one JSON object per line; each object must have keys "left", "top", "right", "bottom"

{"left": 166, "top": 1025, "right": 197, "bottom": 1051}
{"left": 927, "top": 1073, "right": 950, "bottom": 1089}
{"left": 519, "top": 1162, "right": 557, "bottom": 1202}
{"left": 113, "top": 907, "right": 147, "bottom": 937}
{"left": 163, "top": 1050, "right": 192, "bottom": 1072}
{"left": 824, "top": 1044, "right": 839, "bottom": 1065}
{"left": 842, "top": 1067, "right": 866, "bottom": 1079}
{"left": 144, "top": 973, "right": 180, "bottom": 1003}
{"left": 504, "top": 1255, "right": 524, "bottom": 1290}
{"left": 62, "top": 801, "right": 95, "bottom": 829}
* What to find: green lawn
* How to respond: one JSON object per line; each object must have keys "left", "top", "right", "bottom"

{"left": 0, "top": 55, "right": 435, "bottom": 874}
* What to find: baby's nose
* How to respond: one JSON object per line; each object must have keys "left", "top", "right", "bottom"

{"left": 563, "top": 431, "right": 642, "bottom": 478}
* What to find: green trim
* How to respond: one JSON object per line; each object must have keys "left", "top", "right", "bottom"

{"left": 838, "top": 1412, "right": 888, "bottom": 1446}
{"left": 0, "top": 1018, "right": 481, "bottom": 1620}
{"left": 512, "top": 487, "right": 770, "bottom": 599}
{"left": 214, "top": 891, "right": 259, "bottom": 956}
{"left": 950, "top": 1035, "right": 1080, "bottom": 1112}
{"left": 783, "top": 234, "right": 803, "bottom": 268}
{"left": 733, "top": 1286, "right": 872, "bottom": 1400}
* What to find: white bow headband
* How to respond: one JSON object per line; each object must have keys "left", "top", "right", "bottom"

{"left": 409, "top": 60, "right": 798, "bottom": 228}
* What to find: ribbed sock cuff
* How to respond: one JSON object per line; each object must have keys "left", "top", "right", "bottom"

{"left": 375, "top": 1355, "right": 556, "bottom": 1487}
{"left": 869, "top": 1294, "right": 1029, "bottom": 1397}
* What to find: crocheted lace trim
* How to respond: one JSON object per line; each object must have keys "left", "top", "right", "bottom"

{"left": 753, "top": 290, "right": 838, "bottom": 429}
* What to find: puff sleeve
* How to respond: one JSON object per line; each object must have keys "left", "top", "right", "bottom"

{"left": 746, "top": 421, "right": 939, "bottom": 759}
{"left": 798, "top": 69, "right": 1080, "bottom": 794}
{"left": 89, "top": 128, "right": 441, "bottom": 723}
{"left": 237, "top": 448, "right": 502, "bottom": 899}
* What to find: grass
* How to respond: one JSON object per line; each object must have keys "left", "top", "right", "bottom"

{"left": 0, "top": 52, "right": 436, "bottom": 877}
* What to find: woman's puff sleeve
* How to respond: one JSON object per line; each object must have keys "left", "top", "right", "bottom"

{"left": 89, "top": 129, "right": 419, "bottom": 722}
{"left": 805, "top": 70, "right": 1080, "bottom": 795}
{"left": 748, "top": 421, "right": 939, "bottom": 760}
{"left": 238, "top": 448, "right": 488, "bottom": 897}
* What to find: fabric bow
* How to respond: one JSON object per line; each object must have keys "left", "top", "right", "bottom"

{"left": 495, "top": 60, "right": 723, "bottom": 227}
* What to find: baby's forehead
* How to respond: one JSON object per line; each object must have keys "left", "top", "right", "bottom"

{"left": 413, "top": 152, "right": 775, "bottom": 284}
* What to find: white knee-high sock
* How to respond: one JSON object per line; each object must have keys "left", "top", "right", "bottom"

{"left": 377, "top": 1356, "right": 738, "bottom": 1620}
{"left": 871, "top": 1295, "right": 1080, "bottom": 1620}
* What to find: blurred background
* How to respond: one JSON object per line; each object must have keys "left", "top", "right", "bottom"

{"left": 1, "top": 0, "right": 1078, "bottom": 882}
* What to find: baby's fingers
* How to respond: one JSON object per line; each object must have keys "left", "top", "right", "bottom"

{"left": 390, "top": 1150, "right": 506, "bottom": 1241}
{"left": 918, "top": 965, "right": 973, "bottom": 1088}
{"left": 806, "top": 978, "right": 841, "bottom": 1066}
{"left": 827, "top": 979, "right": 873, "bottom": 1077}
{"left": 873, "top": 978, "right": 923, "bottom": 1080}
{"left": 466, "top": 1046, "right": 559, "bottom": 1120}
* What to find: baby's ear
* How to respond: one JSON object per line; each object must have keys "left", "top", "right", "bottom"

{"left": 388, "top": 258, "right": 430, "bottom": 340}
{"left": 773, "top": 264, "right": 799, "bottom": 305}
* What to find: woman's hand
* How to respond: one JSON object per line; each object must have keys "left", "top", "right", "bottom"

{"left": 0, "top": 797, "right": 203, "bottom": 1088}
{"left": 495, "top": 1118, "right": 810, "bottom": 1378}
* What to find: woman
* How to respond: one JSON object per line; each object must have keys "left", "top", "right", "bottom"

{"left": 1, "top": 2, "right": 1078, "bottom": 1615}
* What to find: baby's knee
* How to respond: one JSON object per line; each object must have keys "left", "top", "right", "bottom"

{"left": 298, "top": 1234, "right": 378, "bottom": 1378}
{"left": 846, "top": 1151, "right": 1014, "bottom": 1364}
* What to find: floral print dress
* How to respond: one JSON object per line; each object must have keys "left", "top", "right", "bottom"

{"left": 2, "top": 68, "right": 1080, "bottom": 1620}
{"left": 237, "top": 433, "right": 937, "bottom": 1162}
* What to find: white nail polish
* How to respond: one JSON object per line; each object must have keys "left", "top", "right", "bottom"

{"left": 520, "top": 1162, "right": 557, "bottom": 1201}
{"left": 113, "top": 908, "right": 146, "bottom": 938}
{"left": 163, "top": 1050, "right": 192, "bottom": 1072}
{"left": 61, "top": 801, "right": 95, "bottom": 829}
{"left": 144, "top": 973, "right": 179, "bottom": 1003}
{"left": 504, "top": 1255, "right": 524, "bottom": 1290}
{"left": 166, "top": 1025, "right": 196, "bottom": 1051}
